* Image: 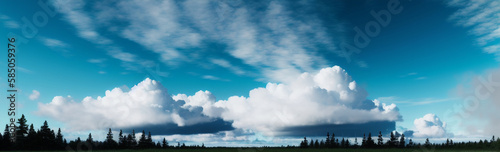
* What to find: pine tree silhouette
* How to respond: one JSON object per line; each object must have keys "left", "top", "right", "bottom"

{"left": 2, "top": 125, "right": 12, "bottom": 150}
{"left": 162, "top": 137, "right": 169, "bottom": 148}
{"left": 104, "top": 128, "right": 118, "bottom": 149}
{"left": 400, "top": 134, "right": 405, "bottom": 148}
{"left": 15, "top": 114, "right": 28, "bottom": 147}
{"left": 147, "top": 132, "right": 154, "bottom": 148}
{"left": 139, "top": 130, "right": 147, "bottom": 148}
{"left": 55, "top": 128, "right": 64, "bottom": 149}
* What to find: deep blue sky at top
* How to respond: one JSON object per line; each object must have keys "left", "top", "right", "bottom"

{"left": 0, "top": 0, "right": 498, "bottom": 141}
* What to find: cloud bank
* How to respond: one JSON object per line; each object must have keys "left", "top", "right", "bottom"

{"left": 37, "top": 78, "right": 215, "bottom": 131}
{"left": 175, "top": 66, "right": 401, "bottom": 136}
{"left": 38, "top": 66, "right": 401, "bottom": 136}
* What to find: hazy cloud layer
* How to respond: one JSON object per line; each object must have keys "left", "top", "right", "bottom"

{"left": 450, "top": 68, "right": 500, "bottom": 137}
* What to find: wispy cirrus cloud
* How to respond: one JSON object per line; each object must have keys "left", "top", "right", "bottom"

{"left": 0, "top": 14, "right": 20, "bottom": 29}
{"left": 87, "top": 58, "right": 106, "bottom": 64}
{"left": 40, "top": 37, "right": 69, "bottom": 48}
{"left": 52, "top": 0, "right": 111, "bottom": 44}
{"left": 38, "top": 37, "right": 72, "bottom": 55}
{"left": 209, "top": 58, "right": 246, "bottom": 75}
{"left": 202, "top": 75, "right": 229, "bottom": 81}
{"left": 448, "top": 0, "right": 500, "bottom": 60}
{"left": 51, "top": 0, "right": 150, "bottom": 72}
{"left": 53, "top": 0, "right": 342, "bottom": 82}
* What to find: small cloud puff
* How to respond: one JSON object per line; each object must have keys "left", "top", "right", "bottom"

{"left": 29, "top": 90, "right": 40, "bottom": 100}
{"left": 413, "top": 113, "right": 450, "bottom": 138}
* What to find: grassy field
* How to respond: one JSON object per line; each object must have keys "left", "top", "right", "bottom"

{"left": 24, "top": 148, "right": 500, "bottom": 152}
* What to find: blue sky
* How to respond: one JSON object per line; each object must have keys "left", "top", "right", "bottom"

{"left": 1, "top": 0, "right": 499, "bottom": 146}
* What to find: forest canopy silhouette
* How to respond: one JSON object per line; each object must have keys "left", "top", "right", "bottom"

{"left": 1, "top": 114, "right": 499, "bottom": 151}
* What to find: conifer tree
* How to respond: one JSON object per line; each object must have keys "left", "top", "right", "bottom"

{"left": 86, "top": 133, "right": 93, "bottom": 144}
{"left": 377, "top": 131, "right": 383, "bottom": 146}
{"left": 156, "top": 141, "right": 161, "bottom": 148}
{"left": 331, "top": 133, "right": 336, "bottom": 147}
{"left": 147, "top": 132, "right": 154, "bottom": 148}
{"left": 26, "top": 124, "right": 37, "bottom": 150}
{"left": 362, "top": 134, "right": 366, "bottom": 147}
{"left": 104, "top": 128, "right": 117, "bottom": 149}
{"left": 326, "top": 132, "right": 330, "bottom": 148}
{"left": 139, "top": 130, "right": 147, "bottom": 148}
{"left": 389, "top": 131, "right": 397, "bottom": 147}
{"left": 162, "top": 138, "right": 168, "bottom": 148}
{"left": 0, "top": 131, "right": 3, "bottom": 149}
{"left": 131, "top": 130, "right": 137, "bottom": 146}
{"left": 15, "top": 114, "right": 28, "bottom": 145}
{"left": 118, "top": 129, "right": 125, "bottom": 148}
{"left": 126, "top": 134, "right": 134, "bottom": 147}
{"left": 3, "top": 125, "right": 11, "bottom": 150}
{"left": 39, "top": 121, "right": 55, "bottom": 150}
{"left": 366, "top": 133, "right": 375, "bottom": 148}
{"left": 55, "top": 128, "right": 64, "bottom": 149}
{"left": 399, "top": 134, "right": 405, "bottom": 148}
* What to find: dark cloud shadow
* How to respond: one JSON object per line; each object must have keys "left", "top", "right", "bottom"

{"left": 122, "top": 119, "right": 234, "bottom": 135}
{"left": 277, "top": 121, "right": 396, "bottom": 137}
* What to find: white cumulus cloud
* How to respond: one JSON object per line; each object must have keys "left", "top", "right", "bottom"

{"left": 413, "top": 113, "right": 448, "bottom": 138}
{"left": 37, "top": 66, "right": 401, "bottom": 136}
{"left": 37, "top": 78, "right": 210, "bottom": 131}
{"left": 176, "top": 66, "right": 401, "bottom": 136}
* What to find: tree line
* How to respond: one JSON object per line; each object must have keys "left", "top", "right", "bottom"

{"left": 300, "top": 131, "right": 500, "bottom": 150}
{"left": 0, "top": 114, "right": 205, "bottom": 150}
